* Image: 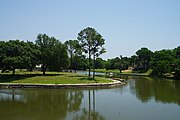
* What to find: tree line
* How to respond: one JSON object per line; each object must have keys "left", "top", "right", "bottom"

{"left": 0, "top": 27, "right": 106, "bottom": 79}
{"left": 0, "top": 27, "right": 180, "bottom": 77}
{"left": 104, "top": 47, "right": 180, "bottom": 77}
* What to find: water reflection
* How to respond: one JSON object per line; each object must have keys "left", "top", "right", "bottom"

{"left": 1, "top": 77, "right": 180, "bottom": 120}
{"left": 72, "top": 90, "right": 105, "bottom": 120}
{"left": 0, "top": 89, "right": 83, "bottom": 120}
{"left": 0, "top": 89, "right": 104, "bottom": 120}
{"left": 129, "top": 77, "right": 180, "bottom": 105}
{"left": 76, "top": 71, "right": 105, "bottom": 76}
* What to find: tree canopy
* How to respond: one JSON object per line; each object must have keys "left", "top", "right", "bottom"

{"left": 36, "top": 34, "right": 68, "bottom": 74}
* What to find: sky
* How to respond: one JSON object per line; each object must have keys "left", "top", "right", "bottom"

{"left": 0, "top": 0, "right": 180, "bottom": 59}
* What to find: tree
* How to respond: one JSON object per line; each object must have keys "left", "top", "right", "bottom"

{"left": 74, "top": 55, "right": 88, "bottom": 70}
{"left": 150, "top": 49, "right": 175, "bottom": 76}
{"left": 119, "top": 55, "right": 123, "bottom": 73}
{"left": 48, "top": 42, "right": 69, "bottom": 72}
{"left": 36, "top": 34, "right": 59, "bottom": 75}
{"left": 77, "top": 27, "right": 94, "bottom": 77}
{"left": 136, "top": 47, "right": 152, "bottom": 70}
{"left": 25, "top": 41, "right": 40, "bottom": 71}
{"left": 1, "top": 40, "right": 41, "bottom": 74}
{"left": 174, "top": 46, "right": 180, "bottom": 58}
{"left": 95, "top": 58, "right": 105, "bottom": 69}
{"left": 0, "top": 41, "right": 6, "bottom": 72}
{"left": 105, "top": 59, "right": 111, "bottom": 71}
{"left": 77, "top": 27, "right": 105, "bottom": 79}
{"left": 65, "top": 40, "right": 81, "bottom": 72}
{"left": 2, "top": 40, "right": 29, "bottom": 75}
{"left": 92, "top": 34, "right": 106, "bottom": 79}
{"left": 152, "top": 60, "right": 171, "bottom": 76}
{"left": 104, "top": 56, "right": 131, "bottom": 72}
{"left": 173, "top": 46, "right": 180, "bottom": 77}
{"left": 130, "top": 55, "right": 138, "bottom": 68}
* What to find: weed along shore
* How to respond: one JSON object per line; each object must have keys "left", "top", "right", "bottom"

{"left": 0, "top": 72, "right": 125, "bottom": 89}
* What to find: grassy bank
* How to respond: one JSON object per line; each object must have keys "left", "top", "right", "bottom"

{"left": 95, "top": 69, "right": 152, "bottom": 76}
{"left": 0, "top": 72, "right": 112, "bottom": 84}
{"left": 119, "top": 69, "right": 153, "bottom": 76}
{"left": 95, "top": 69, "right": 120, "bottom": 73}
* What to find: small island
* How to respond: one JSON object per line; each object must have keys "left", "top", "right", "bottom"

{"left": 0, "top": 72, "right": 123, "bottom": 88}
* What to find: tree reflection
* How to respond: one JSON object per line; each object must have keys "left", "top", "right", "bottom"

{"left": 129, "top": 77, "right": 180, "bottom": 105}
{"left": 73, "top": 108, "right": 105, "bottom": 120}
{"left": 73, "top": 90, "right": 105, "bottom": 120}
{"left": 0, "top": 89, "right": 83, "bottom": 120}
{"left": 0, "top": 89, "right": 105, "bottom": 120}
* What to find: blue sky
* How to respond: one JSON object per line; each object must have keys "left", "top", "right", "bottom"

{"left": 0, "top": 0, "right": 180, "bottom": 59}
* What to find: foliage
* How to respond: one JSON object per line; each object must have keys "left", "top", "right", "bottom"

{"left": 65, "top": 40, "right": 81, "bottom": 72}
{"left": 48, "top": 42, "right": 69, "bottom": 72}
{"left": 0, "top": 40, "right": 40, "bottom": 75}
{"left": 135, "top": 47, "right": 152, "bottom": 70}
{"left": 150, "top": 49, "right": 176, "bottom": 76}
{"left": 35, "top": 34, "right": 69, "bottom": 74}
{"left": 95, "top": 58, "right": 105, "bottom": 69}
{"left": 36, "top": 34, "right": 57, "bottom": 75}
{"left": 128, "top": 47, "right": 180, "bottom": 77}
{"left": 25, "top": 41, "right": 40, "bottom": 71}
{"left": 78, "top": 27, "right": 106, "bottom": 79}
{"left": 0, "top": 41, "right": 5, "bottom": 71}
{"left": 104, "top": 56, "right": 131, "bottom": 72}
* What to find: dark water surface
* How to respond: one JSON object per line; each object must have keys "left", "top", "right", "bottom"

{"left": 0, "top": 77, "right": 180, "bottom": 120}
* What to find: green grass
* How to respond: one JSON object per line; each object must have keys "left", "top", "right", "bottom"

{"left": 119, "top": 69, "right": 153, "bottom": 76}
{"left": 0, "top": 72, "right": 112, "bottom": 84}
{"left": 95, "top": 69, "right": 120, "bottom": 73}
{"left": 95, "top": 68, "right": 153, "bottom": 76}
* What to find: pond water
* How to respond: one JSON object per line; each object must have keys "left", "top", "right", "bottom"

{"left": 76, "top": 70, "right": 105, "bottom": 76}
{"left": 0, "top": 76, "right": 180, "bottom": 120}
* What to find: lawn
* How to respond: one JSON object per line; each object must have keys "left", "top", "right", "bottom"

{"left": 95, "top": 69, "right": 153, "bottom": 76}
{"left": 95, "top": 69, "right": 120, "bottom": 73}
{"left": 0, "top": 72, "right": 112, "bottom": 84}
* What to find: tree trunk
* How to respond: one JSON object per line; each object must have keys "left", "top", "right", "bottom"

{"left": 42, "top": 64, "right": 46, "bottom": 75}
{"left": 43, "top": 70, "right": 45, "bottom": 75}
{"left": 88, "top": 90, "right": 91, "bottom": 119}
{"left": 119, "top": 68, "right": 122, "bottom": 73}
{"left": 12, "top": 67, "right": 15, "bottom": 75}
{"left": 70, "top": 52, "right": 72, "bottom": 72}
{"left": 88, "top": 51, "right": 91, "bottom": 77}
{"left": 93, "top": 90, "right": 95, "bottom": 112}
{"left": 30, "top": 66, "right": 33, "bottom": 72}
{"left": 74, "top": 58, "right": 77, "bottom": 73}
{"left": 93, "top": 54, "right": 95, "bottom": 79}
{"left": 2, "top": 68, "right": 5, "bottom": 73}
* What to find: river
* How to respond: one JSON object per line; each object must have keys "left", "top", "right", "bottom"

{"left": 0, "top": 76, "right": 180, "bottom": 120}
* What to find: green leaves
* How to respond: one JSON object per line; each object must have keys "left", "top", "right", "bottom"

{"left": 77, "top": 27, "right": 106, "bottom": 56}
{"left": 65, "top": 40, "right": 82, "bottom": 72}
{"left": 36, "top": 34, "right": 68, "bottom": 74}
{"left": 77, "top": 27, "right": 106, "bottom": 78}
{"left": 0, "top": 40, "right": 40, "bottom": 74}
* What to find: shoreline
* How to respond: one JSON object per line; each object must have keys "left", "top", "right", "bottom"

{"left": 0, "top": 79, "right": 124, "bottom": 89}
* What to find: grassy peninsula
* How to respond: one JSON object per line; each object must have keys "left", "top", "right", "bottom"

{"left": 0, "top": 72, "right": 112, "bottom": 84}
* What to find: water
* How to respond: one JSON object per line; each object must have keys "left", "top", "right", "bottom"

{"left": 0, "top": 77, "right": 180, "bottom": 120}
{"left": 76, "top": 70, "right": 106, "bottom": 76}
